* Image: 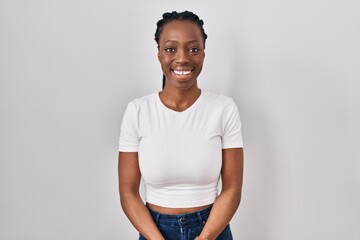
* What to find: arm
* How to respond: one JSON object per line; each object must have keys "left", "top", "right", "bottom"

{"left": 118, "top": 152, "right": 165, "bottom": 240}
{"left": 197, "top": 148, "right": 244, "bottom": 240}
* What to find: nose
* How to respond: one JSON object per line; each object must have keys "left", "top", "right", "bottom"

{"left": 175, "top": 49, "right": 190, "bottom": 64}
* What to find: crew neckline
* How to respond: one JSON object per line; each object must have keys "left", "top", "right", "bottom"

{"left": 156, "top": 89, "right": 204, "bottom": 113}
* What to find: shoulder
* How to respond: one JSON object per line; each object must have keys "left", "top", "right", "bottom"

{"left": 201, "top": 90, "right": 236, "bottom": 109}
{"left": 126, "top": 92, "right": 157, "bottom": 110}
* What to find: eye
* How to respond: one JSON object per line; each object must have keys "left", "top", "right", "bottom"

{"left": 189, "top": 47, "right": 199, "bottom": 53}
{"left": 165, "top": 47, "right": 175, "bottom": 53}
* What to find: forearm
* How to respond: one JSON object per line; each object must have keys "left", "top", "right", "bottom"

{"left": 120, "top": 193, "right": 164, "bottom": 240}
{"left": 198, "top": 188, "right": 241, "bottom": 240}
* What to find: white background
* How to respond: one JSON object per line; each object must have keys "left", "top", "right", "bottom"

{"left": 1, "top": 0, "right": 359, "bottom": 239}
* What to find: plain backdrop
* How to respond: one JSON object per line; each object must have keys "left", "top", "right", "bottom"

{"left": 1, "top": 0, "right": 359, "bottom": 239}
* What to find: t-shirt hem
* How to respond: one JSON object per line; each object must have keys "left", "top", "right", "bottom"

{"left": 146, "top": 196, "right": 217, "bottom": 208}
{"left": 222, "top": 142, "right": 243, "bottom": 149}
{"left": 119, "top": 146, "right": 139, "bottom": 152}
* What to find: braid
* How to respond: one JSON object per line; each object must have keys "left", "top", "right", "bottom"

{"left": 154, "top": 11, "right": 208, "bottom": 89}
{"left": 155, "top": 11, "right": 207, "bottom": 47}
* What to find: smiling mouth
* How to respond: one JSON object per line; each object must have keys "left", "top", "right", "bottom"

{"left": 171, "top": 69, "right": 194, "bottom": 80}
{"left": 173, "top": 70, "right": 192, "bottom": 75}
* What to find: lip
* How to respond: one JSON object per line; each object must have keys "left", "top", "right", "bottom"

{"left": 171, "top": 69, "right": 194, "bottom": 80}
{"left": 172, "top": 67, "right": 193, "bottom": 72}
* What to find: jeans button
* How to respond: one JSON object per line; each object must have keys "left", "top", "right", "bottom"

{"left": 179, "top": 217, "right": 185, "bottom": 223}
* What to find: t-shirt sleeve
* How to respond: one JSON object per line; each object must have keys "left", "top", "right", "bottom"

{"left": 118, "top": 101, "right": 140, "bottom": 152}
{"left": 221, "top": 99, "right": 244, "bottom": 149}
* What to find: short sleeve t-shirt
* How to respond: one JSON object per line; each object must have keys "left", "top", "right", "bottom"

{"left": 119, "top": 90, "right": 243, "bottom": 208}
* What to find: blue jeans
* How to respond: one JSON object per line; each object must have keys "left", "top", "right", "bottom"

{"left": 139, "top": 205, "right": 233, "bottom": 240}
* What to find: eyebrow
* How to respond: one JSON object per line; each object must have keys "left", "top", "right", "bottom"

{"left": 163, "top": 40, "right": 200, "bottom": 44}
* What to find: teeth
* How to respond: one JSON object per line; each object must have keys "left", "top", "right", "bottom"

{"left": 173, "top": 70, "right": 191, "bottom": 75}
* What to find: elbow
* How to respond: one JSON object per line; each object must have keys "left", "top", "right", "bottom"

{"left": 221, "top": 186, "right": 242, "bottom": 208}
{"left": 119, "top": 188, "right": 140, "bottom": 211}
{"left": 231, "top": 190, "right": 242, "bottom": 212}
{"left": 231, "top": 188, "right": 241, "bottom": 207}
{"left": 236, "top": 184, "right": 243, "bottom": 202}
{"left": 119, "top": 193, "right": 127, "bottom": 211}
{"left": 119, "top": 190, "right": 130, "bottom": 210}
{"left": 236, "top": 190, "right": 242, "bottom": 207}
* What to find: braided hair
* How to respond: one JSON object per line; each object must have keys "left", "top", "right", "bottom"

{"left": 154, "top": 11, "right": 208, "bottom": 89}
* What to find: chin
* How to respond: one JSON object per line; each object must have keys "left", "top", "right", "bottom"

{"left": 171, "top": 79, "right": 198, "bottom": 90}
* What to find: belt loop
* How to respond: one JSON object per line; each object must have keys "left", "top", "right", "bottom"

{"left": 197, "top": 212, "right": 203, "bottom": 226}
{"left": 155, "top": 212, "right": 160, "bottom": 225}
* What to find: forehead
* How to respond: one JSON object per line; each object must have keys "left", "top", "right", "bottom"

{"left": 159, "top": 20, "right": 203, "bottom": 44}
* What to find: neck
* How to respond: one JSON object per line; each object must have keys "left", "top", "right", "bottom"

{"left": 159, "top": 84, "right": 201, "bottom": 112}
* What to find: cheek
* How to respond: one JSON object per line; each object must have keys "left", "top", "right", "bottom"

{"left": 160, "top": 56, "right": 172, "bottom": 66}
{"left": 160, "top": 60, "right": 172, "bottom": 76}
{"left": 195, "top": 57, "right": 205, "bottom": 68}
{"left": 195, "top": 53, "right": 205, "bottom": 63}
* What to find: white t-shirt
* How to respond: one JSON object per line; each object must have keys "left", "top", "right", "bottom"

{"left": 119, "top": 90, "right": 243, "bottom": 208}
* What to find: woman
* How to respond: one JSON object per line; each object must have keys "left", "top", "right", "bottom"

{"left": 118, "top": 11, "right": 244, "bottom": 240}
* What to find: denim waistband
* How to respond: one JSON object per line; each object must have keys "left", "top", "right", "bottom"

{"left": 147, "top": 205, "right": 213, "bottom": 228}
